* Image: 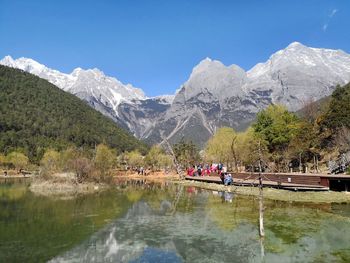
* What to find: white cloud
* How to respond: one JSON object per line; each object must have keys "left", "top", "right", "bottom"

{"left": 323, "top": 8, "right": 338, "bottom": 31}
{"left": 329, "top": 9, "right": 338, "bottom": 18}
{"left": 323, "top": 23, "right": 328, "bottom": 31}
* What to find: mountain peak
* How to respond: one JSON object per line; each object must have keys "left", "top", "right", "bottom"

{"left": 287, "top": 41, "right": 304, "bottom": 48}
{"left": 181, "top": 57, "right": 246, "bottom": 103}
{"left": 196, "top": 57, "right": 215, "bottom": 66}
{"left": 71, "top": 67, "right": 82, "bottom": 75}
{"left": 192, "top": 57, "right": 226, "bottom": 75}
{"left": 91, "top": 68, "right": 104, "bottom": 74}
{"left": 0, "top": 56, "right": 147, "bottom": 111}
{"left": 0, "top": 56, "right": 46, "bottom": 73}
{"left": 1, "top": 55, "right": 14, "bottom": 64}
{"left": 278, "top": 42, "right": 308, "bottom": 54}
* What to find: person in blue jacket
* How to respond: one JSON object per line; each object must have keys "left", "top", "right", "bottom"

{"left": 224, "top": 173, "right": 233, "bottom": 186}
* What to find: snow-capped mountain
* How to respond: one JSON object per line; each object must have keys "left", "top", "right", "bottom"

{"left": 244, "top": 42, "right": 350, "bottom": 111}
{"left": 0, "top": 55, "right": 146, "bottom": 124}
{"left": 144, "top": 42, "right": 350, "bottom": 146}
{"left": 2, "top": 42, "right": 350, "bottom": 146}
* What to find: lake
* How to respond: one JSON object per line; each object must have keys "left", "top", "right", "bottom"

{"left": 0, "top": 179, "right": 350, "bottom": 262}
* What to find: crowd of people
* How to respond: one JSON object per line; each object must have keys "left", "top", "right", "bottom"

{"left": 186, "top": 163, "right": 224, "bottom": 176}
{"left": 186, "top": 163, "right": 233, "bottom": 185}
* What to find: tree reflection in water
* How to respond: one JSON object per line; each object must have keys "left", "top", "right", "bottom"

{"left": 1, "top": 180, "right": 350, "bottom": 262}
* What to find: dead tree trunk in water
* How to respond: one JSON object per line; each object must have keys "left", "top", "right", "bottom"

{"left": 258, "top": 140, "right": 265, "bottom": 258}
{"left": 258, "top": 152, "right": 265, "bottom": 237}
{"left": 161, "top": 135, "right": 185, "bottom": 179}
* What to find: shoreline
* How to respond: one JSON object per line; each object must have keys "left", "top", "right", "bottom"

{"left": 175, "top": 179, "right": 350, "bottom": 204}
{"left": 28, "top": 172, "right": 109, "bottom": 198}
{"left": 29, "top": 180, "right": 109, "bottom": 198}
{"left": 114, "top": 172, "right": 350, "bottom": 203}
{"left": 25, "top": 171, "right": 350, "bottom": 203}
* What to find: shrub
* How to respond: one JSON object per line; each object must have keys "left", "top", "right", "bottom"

{"left": 6, "top": 152, "right": 29, "bottom": 171}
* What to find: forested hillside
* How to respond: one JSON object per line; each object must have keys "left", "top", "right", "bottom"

{"left": 0, "top": 65, "right": 148, "bottom": 162}
{"left": 321, "top": 83, "right": 350, "bottom": 130}
{"left": 201, "top": 82, "right": 350, "bottom": 174}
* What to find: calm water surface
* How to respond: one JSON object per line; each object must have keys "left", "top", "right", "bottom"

{"left": 0, "top": 179, "right": 350, "bottom": 262}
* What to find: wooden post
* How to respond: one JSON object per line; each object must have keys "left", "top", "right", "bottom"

{"left": 258, "top": 140, "right": 265, "bottom": 238}
{"left": 260, "top": 236, "right": 265, "bottom": 259}
{"left": 258, "top": 140, "right": 265, "bottom": 259}
{"left": 258, "top": 166, "right": 265, "bottom": 238}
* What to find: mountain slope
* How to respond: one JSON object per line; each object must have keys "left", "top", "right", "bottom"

{"left": 0, "top": 55, "right": 146, "bottom": 127}
{"left": 145, "top": 42, "right": 350, "bottom": 146}
{"left": 0, "top": 65, "right": 148, "bottom": 161}
{"left": 245, "top": 42, "right": 350, "bottom": 111}
{"left": 2, "top": 42, "right": 350, "bottom": 147}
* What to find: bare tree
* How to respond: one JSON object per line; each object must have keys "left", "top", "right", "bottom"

{"left": 334, "top": 126, "right": 350, "bottom": 153}
{"left": 230, "top": 134, "right": 239, "bottom": 172}
{"left": 300, "top": 98, "right": 318, "bottom": 123}
{"left": 70, "top": 157, "right": 93, "bottom": 183}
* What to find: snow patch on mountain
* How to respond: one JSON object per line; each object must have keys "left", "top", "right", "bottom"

{"left": 2, "top": 41, "right": 350, "bottom": 146}
{"left": 244, "top": 42, "right": 350, "bottom": 110}
{"left": 0, "top": 56, "right": 146, "bottom": 111}
{"left": 152, "top": 94, "right": 175, "bottom": 104}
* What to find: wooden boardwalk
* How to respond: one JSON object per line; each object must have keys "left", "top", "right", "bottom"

{"left": 185, "top": 175, "right": 330, "bottom": 191}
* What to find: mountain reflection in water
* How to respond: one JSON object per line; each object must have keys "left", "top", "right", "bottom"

{"left": 1, "top": 180, "right": 350, "bottom": 262}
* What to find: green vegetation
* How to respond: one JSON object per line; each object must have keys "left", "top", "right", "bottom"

{"left": 117, "top": 145, "right": 173, "bottom": 172}
{"left": 0, "top": 65, "right": 148, "bottom": 163}
{"left": 144, "top": 145, "right": 173, "bottom": 170}
{"left": 36, "top": 144, "right": 108, "bottom": 182}
{"left": 205, "top": 127, "right": 237, "bottom": 164}
{"left": 125, "top": 150, "right": 144, "bottom": 168}
{"left": 322, "top": 83, "right": 350, "bottom": 130}
{"left": 253, "top": 105, "right": 299, "bottom": 152}
{"left": 5, "top": 151, "right": 29, "bottom": 171}
{"left": 173, "top": 139, "right": 200, "bottom": 167}
{"left": 1, "top": 144, "right": 174, "bottom": 188}
{"left": 94, "top": 144, "right": 117, "bottom": 177}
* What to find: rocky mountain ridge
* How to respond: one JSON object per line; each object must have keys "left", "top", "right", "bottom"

{"left": 2, "top": 42, "right": 350, "bottom": 146}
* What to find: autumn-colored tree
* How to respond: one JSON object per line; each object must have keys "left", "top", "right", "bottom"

{"left": 6, "top": 152, "right": 29, "bottom": 171}
{"left": 40, "top": 149, "right": 61, "bottom": 173}
{"left": 94, "top": 144, "right": 117, "bottom": 176}
{"left": 145, "top": 145, "right": 172, "bottom": 171}
{"left": 126, "top": 150, "right": 144, "bottom": 168}
{"left": 205, "top": 127, "right": 237, "bottom": 167}
{"left": 0, "top": 153, "right": 6, "bottom": 167}
{"left": 299, "top": 98, "right": 324, "bottom": 123}
{"left": 158, "top": 154, "right": 173, "bottom": 169}
{"left": 334, "top": 126, "right": 350, "bottom": 154}
{"left": 60, "top": 147, "right": 80, "bottom": 171}
{"left": 70, "top": 157, "right": 93, "bottom": 183}
{"left": 236, "top": 128, "right": 269, "bottom": 169}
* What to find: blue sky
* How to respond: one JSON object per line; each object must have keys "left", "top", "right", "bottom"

{"left": 0, "top": 0, "right": 349, "bottom": 96}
